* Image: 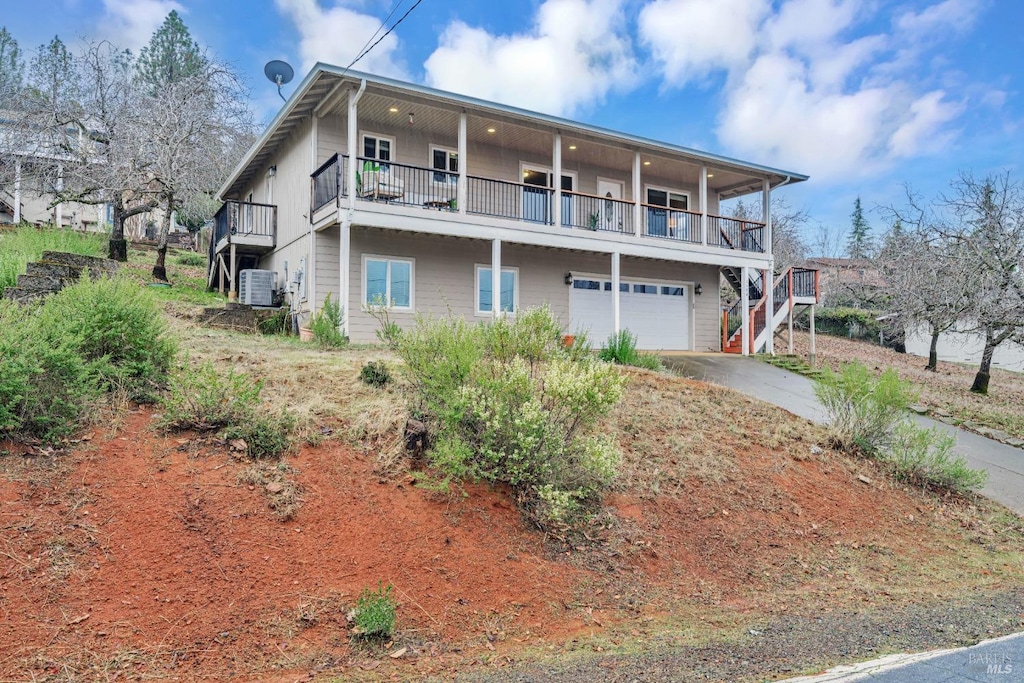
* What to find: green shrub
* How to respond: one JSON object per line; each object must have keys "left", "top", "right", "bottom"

{"left": 813, "top": 362, "right": 911, "bottom": 454}
{"left": 814, "top": 361, "right": 987, "bottom": 496}
{"left": 158, "top": 361, "right": 264, "bottom": 431}
{"left": 353, "top": 584, "right": 397, "bottom": 639}
{"left": 221, "top": 411, "right": 295, "bottom": 460}
{"left": 0, "top": 301, "right": 96, "bottom": 440}
{"left": 599, "top": 329, "right": 664, "bottom": 371}
{"left": 159, "top": 361, "right": 293, "bottom": 459}
{"left": 35, "top": 275, "right": 176, "bottom": 397}
{"left": 359, "top": 360, "right": 392, "bottom": 387}
{"left": 258, "top": 308, "right": 290, "bottom": 335}
{"left": 382, "top": 306, "right": 624, "bottom": 530}
{"left": 883, "top": 422, "right": 988, "bottom": 494}
{"left": 175, "top": 252, "right": 206, "bottom": 267}
{"left": 310, "top": 293, "right": 347, "bottom": 348}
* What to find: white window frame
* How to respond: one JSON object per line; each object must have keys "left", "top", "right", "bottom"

{"left": 644, "top": 184, "right": 691, "bottom": 210}
{"left": 360, "top": 131, "right": 396, "bottom": 166}
{"left": 519, "top": 163, "right": 577, "bottom": 191}
{"left": 362, "top": 254, "right": 415, "bottom": 311}
{"left": 474, "top": 264, "right": 520, "bottom": 317}
{"left": 430, "top": 145, "right": 458, "bottom": 185}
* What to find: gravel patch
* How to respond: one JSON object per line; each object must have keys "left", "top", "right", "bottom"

{"left": 449, "top": 589, "right": 1024, "bottom": 683}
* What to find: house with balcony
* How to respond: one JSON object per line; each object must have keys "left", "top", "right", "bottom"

{"left": 212, "top": 65, "right": 819, "bottom": 353}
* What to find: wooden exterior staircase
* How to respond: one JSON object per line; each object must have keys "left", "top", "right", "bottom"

{"left": 722, "top": 266, "right": 819, "bottom": 354}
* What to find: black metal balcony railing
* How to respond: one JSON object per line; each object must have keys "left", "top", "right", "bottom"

{"left": 310, "top": 155, "right": 772, "bottom": 253}
{"left": 641, "top": 205, "right": 701, "bottom": 243}
{"left": 791, "top": 267, "right": 817, "bottom": 298}
{"left": 212, "top": 200, "right": 277, "bottom": 246}
{"left": 707, "top": 215, "right": 765, "bottom": 253}
{"left": 311, "top": 153, "right": 340, "bottom": 212}
{"left": 563, "top": 190, "right": 634, "bottom": 235}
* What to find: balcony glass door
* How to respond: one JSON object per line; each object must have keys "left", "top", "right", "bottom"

{"left": 522, "top": 166, "right": 574, "bottom": 225}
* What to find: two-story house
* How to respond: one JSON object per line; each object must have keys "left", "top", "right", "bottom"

{"left": 212, "top": 65, "right": 819, "bottom": 353}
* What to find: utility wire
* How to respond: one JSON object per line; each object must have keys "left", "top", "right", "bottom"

{"left": 345, "top": 0, "right": 424, "bottom": 71}
{"left": 345, "top": 0, "right": 407, "bottom": 73}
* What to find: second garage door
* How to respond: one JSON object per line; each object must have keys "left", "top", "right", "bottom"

{"left": 569, "top": 276, "right": 691, "bottom": 350}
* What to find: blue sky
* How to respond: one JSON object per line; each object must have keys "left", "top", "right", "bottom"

{"left": 4, "top": 0, "right": 1022, "bottom": 251}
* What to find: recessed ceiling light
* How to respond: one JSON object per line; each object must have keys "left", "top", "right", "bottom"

{"left": 643, "top": 161, "right": 651, "bottom": 166}
{"left": 388, "top": 106, "right": 398, "bottom": 113}
{"left": 568, "top": 145, "right": 577, "bottom": 150}
{"left": 487, "top": 127, "right": 496, "bottom": 133}
{"left": 707, "top": 173, "right": 715, "bottom": 178}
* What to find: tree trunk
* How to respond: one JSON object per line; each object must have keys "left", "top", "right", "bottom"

{"left": 152, "top": 197, "right": 173, "bottom": 282}
{"left": 926, "top": 326, "right": 940, "bottom": 371}
{"left": 970, "top": 329, "right": 996, "bottom": 395}
{"left": 108, "top": 201, "right": 128, "bottom": 262}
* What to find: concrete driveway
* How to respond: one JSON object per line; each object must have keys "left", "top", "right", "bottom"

{"left": 665, "top": 354, "right": 1024, "bottom": 516}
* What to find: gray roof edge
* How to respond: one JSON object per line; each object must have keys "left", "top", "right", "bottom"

{"left": 219, "top": 64, "right": 809, "bottom": 199}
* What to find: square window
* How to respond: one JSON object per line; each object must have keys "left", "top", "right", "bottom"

{"left": 364, "top": 256, "right": 414, "bottom": 309}
{"left": 477, "top": 266, "right": 517, "bottom": 314}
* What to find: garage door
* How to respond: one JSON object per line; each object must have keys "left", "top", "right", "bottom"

{"left": 569, "top": 277, "right": 690, "bottom": 350}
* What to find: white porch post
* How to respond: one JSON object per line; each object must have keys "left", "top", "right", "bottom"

{"left": 765, "top": 266, "right": 774, "bottom": 355}
{"left": 553, "top": 133, "right": 562, "bottom": 228}
{"left": 13, "top": 160, "right": 21, "bottom": 224}
{"left": 55, "top": 164, "right": 63, "bottom": 228}
{"left": 788, "top": 303, "right": 794, "bottom": 354}
{"left": 700, "top": 165, "right": 708, "bottom": 245}
{"left": 611, "top": 251, "right": 621, "bottom": 334}
{"left": 740, "top": 266, "right": 750, "bottom": 356}
{"left": 491, "top": 238, "right": 502, "bottom": 317}
{"left": 340, "top": 221, "right": 351, "bottom": 338}
{"left": 347, "top": 85, "right": 363, "bottom": 212}
{"left": 633, "top": 151, "right": 642, "bottom": 239}
{"left": 228, "top": 242, "right": 237, "bottom": 302}
{"left": 809, "top": 305, "right": 817, "bottom": 367}
{"left": 458, "top": 112, "right": 467, "bottom": 215}
{"left": 763, "top": 179, "right": 774, "bottom": 355}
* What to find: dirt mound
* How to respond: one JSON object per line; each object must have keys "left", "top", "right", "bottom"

{"left": 2, "top": 372, "right": 1021, "bottom": 681}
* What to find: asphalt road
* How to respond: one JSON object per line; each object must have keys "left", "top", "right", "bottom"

{"left": 665, "top": 354, "right": 1024, "bottom": 516}
{"left": 787, "top": 632, "right": 1024, "bottom": 682}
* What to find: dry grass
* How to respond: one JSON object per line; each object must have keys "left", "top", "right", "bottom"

{"left": 237, "top": 461, "right": 305, "bottom": 521}
{"left": 788, "top": 330, "right": 1024, "bottom": 440}
{"left": 169, "top": 317, "right": 409, "bottom": 472}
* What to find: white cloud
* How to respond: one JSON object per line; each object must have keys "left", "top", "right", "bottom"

{"left": 275, "top": 0, "right": 407, "bottom": 78}
{"left": 638, "top": 0, "right": 769, "bottom": 85}
{"left": 423, "top": 0, "right": 637, "bottom": 117}
{"left": 101, "top": 0, "right": 184, "bottom": 51}
{"left": 635, "top": 0, "right": 975, "bottom": 180}
{"left": 896, "top": 0, "right": 982, "bottom": 36}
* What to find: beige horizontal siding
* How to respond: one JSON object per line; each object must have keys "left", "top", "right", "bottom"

{"left": 343, "top": 228, "right": 721, "bottom": 350}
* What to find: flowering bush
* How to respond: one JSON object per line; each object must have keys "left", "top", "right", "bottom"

{"left": 382, "top": 305, "right": 623, "bottom": 530}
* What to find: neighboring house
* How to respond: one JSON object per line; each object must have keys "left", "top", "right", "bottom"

{"left": 212, "top": 65, "right": 819, "bottom": 353}
{"left": 805, "top": 257, "right": 884, "bottom": 307}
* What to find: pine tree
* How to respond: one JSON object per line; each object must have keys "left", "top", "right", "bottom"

{"left": 847, "top": 196, "right": 873, "bottom": 259}
{"left": 136, "top": 10, "right": 206, "bottom": 90}
{"left": 0, "top": 27, "right": 24, "bottom": 101}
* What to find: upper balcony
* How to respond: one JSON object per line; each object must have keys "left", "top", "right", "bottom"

{"left": 218, "top": 69, "right": 805, "bottom": 263}
{"left": 210, "top": 200, "right": 277, "bottom": 257}
{"left": 312, "top": 151, "right": 766, "bottom": 255}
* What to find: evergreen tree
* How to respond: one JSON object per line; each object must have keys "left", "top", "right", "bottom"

{"left": 136, "top": 10, "right": 206, "bottom": 90}
{"left": 0, "top": 27, "right": 24, "bottom": 103}
{"left": 847, "top": 196, "right": 873, "bottom": 258}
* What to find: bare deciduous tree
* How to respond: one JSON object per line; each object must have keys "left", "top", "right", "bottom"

{"left": 939, "top": 172, "right": 1024, "bottom": 394}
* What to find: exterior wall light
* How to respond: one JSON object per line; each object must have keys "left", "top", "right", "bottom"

{"left": 564, "top": 272, "right": 573, "bottom": 285}
{"left": 694, "top": 283, "right": 703, "bottom": 296}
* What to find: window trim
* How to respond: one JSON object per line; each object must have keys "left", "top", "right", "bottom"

{"left": 474, "top": 264, "right": 520, "bottom": 317}
{"left": 361, "top": 254, "right": 415, "bottom": 311}
{"left": 360, "top": 131, "right": 396, "bottom": 164}
{"left": 430, "top": 145, "right": 458, "bottom": 185}
{"left": 644, "top": 184, "right": 691, "bottom": 210}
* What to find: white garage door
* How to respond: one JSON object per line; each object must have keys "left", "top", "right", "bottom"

{"left": 569, "top": 276, "right": 690, "bottom": 350}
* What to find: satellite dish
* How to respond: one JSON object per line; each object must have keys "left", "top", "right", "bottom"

{"left": 264, "top": 60, "right": 294, "bottom": 102}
